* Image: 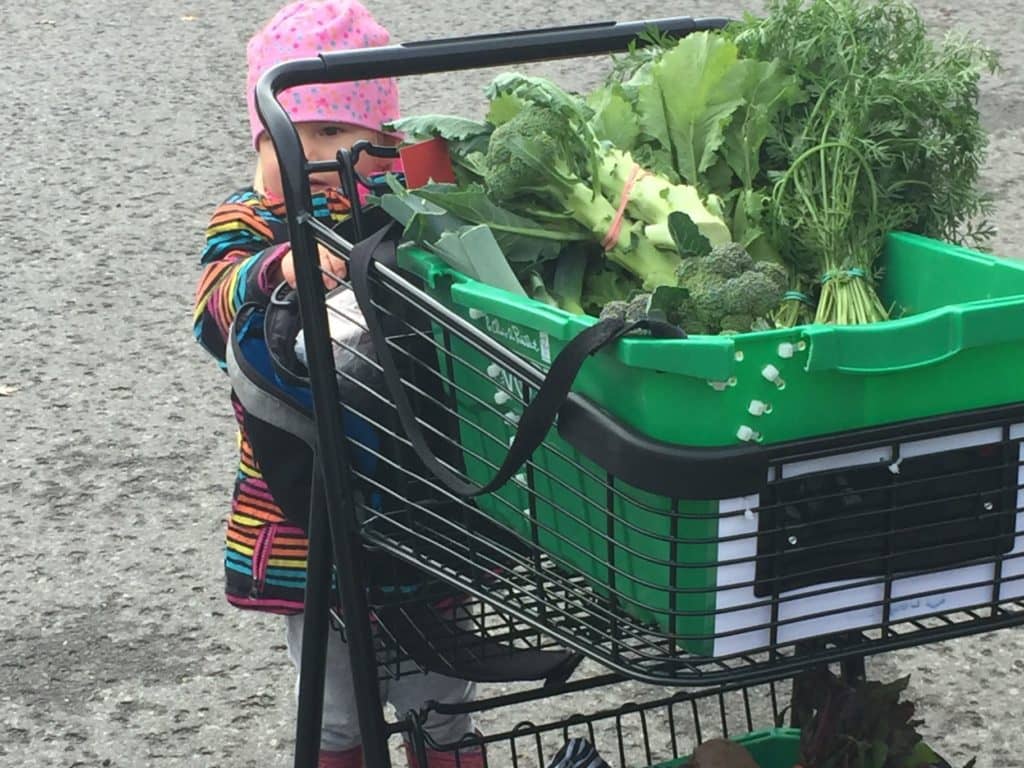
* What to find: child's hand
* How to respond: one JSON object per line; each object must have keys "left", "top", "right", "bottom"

{"left": 279, "top": 244, "right": 348, "bottom": 289}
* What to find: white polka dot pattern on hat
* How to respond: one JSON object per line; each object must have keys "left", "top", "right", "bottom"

{"left": 246, "top": 0, "right": 400, "bottom": 148}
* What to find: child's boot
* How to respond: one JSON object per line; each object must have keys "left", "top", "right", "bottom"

{"left": 318, "top": 745, "right": 363, "bottom": 768}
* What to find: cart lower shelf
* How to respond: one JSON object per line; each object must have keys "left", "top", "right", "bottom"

{"left": 400, "top": 676, "right": 954, "bottom": 768}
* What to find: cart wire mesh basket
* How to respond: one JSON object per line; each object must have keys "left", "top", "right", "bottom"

{"left": 282, "top": 201, "right": 1024, "bottom": 685}
{"left": 251, "top": 13, "right": 1024, "bottom": 687}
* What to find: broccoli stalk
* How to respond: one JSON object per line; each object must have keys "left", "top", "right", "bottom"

{"left": 485, "top": 106, "right": 683, "bottom": 289}
{"left": 597, "top": 147, "right": 733, "bottom": 250}
{"left": 611, "top": 225, "right": 686, "bottom": 290}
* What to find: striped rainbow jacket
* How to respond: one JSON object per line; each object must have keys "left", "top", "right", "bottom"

{"left": 193, "top": 187, "right": 350, "bottom": 613}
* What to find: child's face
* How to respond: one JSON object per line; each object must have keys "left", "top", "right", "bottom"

{"left": 257, "top": 121, "right": 395, "bottom": 199}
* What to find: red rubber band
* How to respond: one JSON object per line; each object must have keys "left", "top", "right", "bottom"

{"left": 601, "top": 164, "right": 641, "bottom": 251}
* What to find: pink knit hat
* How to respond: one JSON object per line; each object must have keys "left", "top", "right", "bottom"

{"left": 246, "top": 0, "right": 400, "bottom": 148}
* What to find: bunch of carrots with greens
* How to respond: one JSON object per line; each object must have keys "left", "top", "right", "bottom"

{"left": 728, "top": 0, "right": 998, "bottom": 325}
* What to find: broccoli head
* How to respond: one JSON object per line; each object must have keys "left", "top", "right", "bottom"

{"left": 684, "top": 241, "right": 755, "bottom": 279}
{"left": 485, "top": 107, "right": 576, "bottom": 202}
{"left": 753, "top": 260, "right": 789, "bottom": 293}
{"left": 719, "top": 314, "right": 756, "bottom": 334}
{"left": 483, "top": 105, "right": 626, "bottom": 249}
{"left": 598, "top": 293, "right": 653, "bottom": 325}
{"left": 598, "top": 299, "right": 630, "bottom": 322}
{"left": 673, "top": 243, "right": 787, "bottom": 334}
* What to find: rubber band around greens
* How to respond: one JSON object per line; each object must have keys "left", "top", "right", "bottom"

{"left": 783, "top": 290, "right": 815, "bottom": 306}
{"left": 820, "top": 267, "right": 867, "bottom": 285}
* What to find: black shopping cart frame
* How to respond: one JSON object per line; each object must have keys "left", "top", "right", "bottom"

{"left": 255, "top": 16, "right": 1024, "bottom": 768}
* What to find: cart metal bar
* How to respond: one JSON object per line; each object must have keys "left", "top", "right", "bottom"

{"left": 293, "top": 467, "right": 333, "bottom": 767}
{"left": 260, "top": 18, "right": 727, "bottom": 96}
{"left": 282, "top": 182, "right": 394, "bottom": 768}
{"left": 289, "top": 265, "right": 394, "bottom": 767}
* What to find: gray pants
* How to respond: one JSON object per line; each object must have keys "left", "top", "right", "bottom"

{"left": 285, "top": 613, "right": 477, "bottom": 752}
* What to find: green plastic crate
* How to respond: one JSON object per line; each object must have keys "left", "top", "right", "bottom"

{"left": 649, "top": 728, "right": 800, "bottom": 768}
{"left": 646, "top": 727, "right": 948, "bottom": 768}
{"left": 404, "top": 232, "right": 1024, "bottom": 448}
{"left": 399, "top": 232, "right": 1024, "bottom": 655}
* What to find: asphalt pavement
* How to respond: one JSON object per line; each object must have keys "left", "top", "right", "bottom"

{"left": 3, "top": 1, "right": 1024, "bottom": 766}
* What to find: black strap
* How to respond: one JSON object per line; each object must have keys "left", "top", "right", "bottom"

{"left": 374, "top": 602, "right": 582, "bottom": 686}
{"left": 349, "top": 224, "right": 685, "bottom": 498}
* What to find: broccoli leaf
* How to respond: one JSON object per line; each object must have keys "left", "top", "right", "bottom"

{"left": 383, "top": 178, "right": 583, "bottom": 296}
{"left": 668, "top": 211, "right": 713, "bottom": 258}
{"left": 649, "top": 285, "right": 691, "bottom": 327}
{"left": 731, "top": 188, "right": 769, "bottom": 249}
{"left": 381, "top": 187, "right": 529, "bottom": 294}
{"left": 409, "top": 183, "right": 588, "bottom": 245}
{"left": 588, "top": 83, "right": 641, "bottom": 151}
{"left": 486, "top": 93, "right": 525, "bottom": 127}
{"left": 631, "top": 143, "right": 679, "bottom": 182}
{"left": 486, "top": 73, "right": 592, "bottom": 125}
{"left": 383, "top": 116, "right": 493, "bottom": 185}
{"left": 720, "top": 58, "right": 804, "bottom": 189}
{"left": 385, "top": 114, "right": 491, "bottom": 142}
{"left": 703, "top": 156, "right": 737, "bottom": 198}
{"left": 643, "top": 32, "right": 748, "bottom": 188}
{"left": 628, "top": 68, "right": 670, "bottom": 164}
{"left": 453, "top": 150, "right": 490, "bottom": 186}
{"left": 380, "top": 188, "right": 466, "bottom": 245}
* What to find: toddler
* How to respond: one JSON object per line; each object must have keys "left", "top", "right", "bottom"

{"left": 192, "top": 2, "right": 481, "bottom": 766}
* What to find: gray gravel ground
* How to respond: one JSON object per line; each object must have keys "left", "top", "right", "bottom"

{"left": 3, "top": 1, "right": 1024, "bottom": 766}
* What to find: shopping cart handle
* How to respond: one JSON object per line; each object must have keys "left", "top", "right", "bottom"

{"left": 310, "top": 17, "right": 730, "bottom": 82}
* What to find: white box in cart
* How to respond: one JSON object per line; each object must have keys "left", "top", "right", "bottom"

{"left": 710, "top": 425, "right": 1024, "bottom": 658}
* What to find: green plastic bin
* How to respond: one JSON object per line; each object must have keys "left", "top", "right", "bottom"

{"left": 403, "top": 232, "right": 1024, "bottom": 448}
{"left": 649, "top": 728, "right": 800, "bottom": 768}
{"left": 398, "top": 232, "right": 1024, "bottom": 655}
{"left": 646, "top": 727, "right": 949, "bottom": 768}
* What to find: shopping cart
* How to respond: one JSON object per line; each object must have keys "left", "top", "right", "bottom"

{"left": 249, "top": 16, "right": 1024, "bottom": 768}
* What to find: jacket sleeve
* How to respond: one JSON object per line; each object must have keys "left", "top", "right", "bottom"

{"left": 193, "top": 191, "right": 289, "bottom": 368}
